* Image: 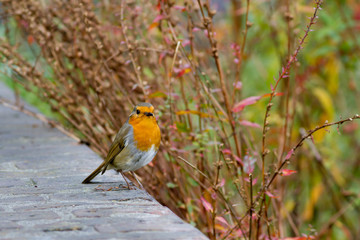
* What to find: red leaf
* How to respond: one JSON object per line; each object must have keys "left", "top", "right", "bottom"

{"left": 266, "top": 191, "right": 278, "bottom": 198}
{"left": 221, "top": 149, "right": 232, "bottom": 155}
{"left": 27, "top": 35, "right": 35, "bottom": 45}
{"left": 148, "top": 15, "right": 166, "bottom": 30}
{"left": 232, "top": 96, "right": 261, "bottom": 112}
{"left": 244, "top": 177, "right": 257, "bottom": 185}
{"left": 281, "top": 169, "right": 297, "bottom": 176}
{"left": 173, "top": 5, "right": 186, "bottom": 11}
{"left": 200, "top": 197, "right": 213, "bottom": 212}
{"left": 176, "top": 68, "right": 191, "bottom": 78}
{"left": 239, "top": 120, "right": 261, "bottom": 128}
{"left": 215, "top": 216, "right": 229, "bottom": 226}
{"left": 153, "top": 14, "right": 165, "bottom": 22}
{"left": 148, "top": 22, "right": 159, "bottom": 30}
{"left": 285, "top": 149, "right": 294, "bottom": 160}
{"left": 158, "top": 52, "right": 166, "bottom": 65}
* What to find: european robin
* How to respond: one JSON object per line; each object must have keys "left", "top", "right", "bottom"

{"left": 82, "top": 102, "right": 161, "bottom": 189}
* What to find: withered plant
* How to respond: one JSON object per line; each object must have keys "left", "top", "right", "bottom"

{"left": 1, "top": 0, "right": 360, "bottom": 239}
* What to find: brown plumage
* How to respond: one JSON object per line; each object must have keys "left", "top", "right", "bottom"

{"left": 82, "top": 103, "right": 161, "bottom": 188}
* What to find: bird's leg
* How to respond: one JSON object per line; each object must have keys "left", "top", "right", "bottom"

{"left": 118, "top": 170, "right": 132, "bottom": 190}
{"left": 131, "top": 171, "right": 144, "bottom": 189}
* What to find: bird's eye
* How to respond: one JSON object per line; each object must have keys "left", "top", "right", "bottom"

{"left": 136, "top": 109, "right": 140, "bottom": 114}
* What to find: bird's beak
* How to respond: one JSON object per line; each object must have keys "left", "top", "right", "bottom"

{"left": 145, "top": 112, "right": 154, "bottom": 117}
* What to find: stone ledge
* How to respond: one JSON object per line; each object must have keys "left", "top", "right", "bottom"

{"left": 0, "top": 82, "right": 208, "bottom": 240}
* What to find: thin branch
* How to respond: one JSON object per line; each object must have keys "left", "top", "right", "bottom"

{"left": 196, "top": 0, "right": 243, "bottom": 166}
{"left": 257, "top": 1, "right": 323, "bottom": 237}
{"left": 249, "top": 115, "right": 360, "bottom": 238}
{"left": 119, "top": 0, "right": 146, "bottom": 97}
{"left": 168, "top": 41, "right": 181, "bottom": 125}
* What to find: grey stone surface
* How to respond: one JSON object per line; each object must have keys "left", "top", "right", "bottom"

{"left": 0, "top": 82, "right": 208, "bottom": 240}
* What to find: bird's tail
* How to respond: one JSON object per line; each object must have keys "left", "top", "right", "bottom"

{"left": 82, "top": 161, "right": 107, "bottom": 184}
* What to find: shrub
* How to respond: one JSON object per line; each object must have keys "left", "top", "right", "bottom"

{"left": 1, "top": 0, "right": 359, "bottom": 239}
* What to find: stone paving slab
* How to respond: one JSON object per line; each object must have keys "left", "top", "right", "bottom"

{"left": 0, "top": 82, "right": 208, "bottom": 240}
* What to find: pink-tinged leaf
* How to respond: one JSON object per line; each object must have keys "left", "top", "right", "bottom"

{"left": 164, "top": 36, "right": 172, "bottom": 45}
{"left": 170, "top": 92, "right": 180, "bottom": 100}
{"left": 200, "top": 197, "right": 213, "bottom": 212}
{"left": 153, "top": 14, "right": 165, "bottom": 22}
{"left": 266, "top": 191, "right": 278, "bottom": 198}
{"left": 233, "top": 81, "right": 242, "bottom": 90}
{"left": 233, "top": 155, "right": 243, "bottom": 165}
{"left": 232, "top": 96, "right": 261, "bottom": 112}
{"left": 234, "top": 229, "right": 245, "bottom": 237}
{"left": 215, "top": 216, "right": 229, "bottom": 226}
{"left": 281, "top": 169, "right": 297, "bottom": 176}
{"left": 169, "top": 124, "right": 177, "bottom": 130}
{"left": 285, "top": 149, "right": 294, "bottom": 160}
{"left": 158, "top": 52, "right": 166, "bottom": 65}
{"left": 204, "top": 29, "right": 209, "bottom": 37}
{"left": 211, "top": 192, "right": 217, "bottom": 200}
{"left": 239, "top": 120, "right": 261, "bottom": 128}
{"left": 173, "top": 5, "right": 186, "bottom": 11}
{"left": 20, "top": 19, "right": 29, "bottom": 28}
{"left": 244, "top": 177, "right": 258, "bottom": 185}
{"left": 182, "top": 39, "right": 190, "bottom": 47}
{"left": 218, "top": 178, "right": 225, "bottom": 187}
{"left": 222, "top": 149, "right": 232, "bottom": 155}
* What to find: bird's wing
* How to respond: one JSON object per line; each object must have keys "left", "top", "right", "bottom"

{"left": 101, "top": 123, "right": 132, "bottom": 174}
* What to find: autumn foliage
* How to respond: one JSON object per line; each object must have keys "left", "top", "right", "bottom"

{"left": 1, "top": 0, "right": 360, "bottom": 239}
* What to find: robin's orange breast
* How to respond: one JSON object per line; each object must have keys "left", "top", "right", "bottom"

{"left": 129, "top": 116, "right": 161, "bottom": 152}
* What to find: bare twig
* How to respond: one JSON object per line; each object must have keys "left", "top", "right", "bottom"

{"left": 257, "top": 1, "right": 323, "bottom": 237}
{"left": 196, "top": 0, "right": 243, "bottom": 166}
{"left": 119, "top": 0, "right": 146, "bottom": 97}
